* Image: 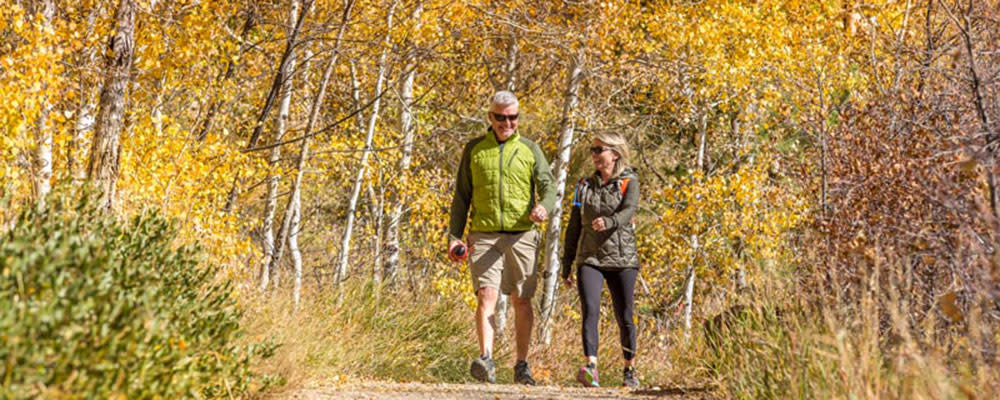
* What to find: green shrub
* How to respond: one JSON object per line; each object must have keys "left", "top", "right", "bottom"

{"left": 0, "top": 191, "right": 271, "bottom": 399}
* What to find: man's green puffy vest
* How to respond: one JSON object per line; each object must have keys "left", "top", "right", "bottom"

{"left": 468, "top": 132, "right": 538, "bottom": 232}
{"left": 449, "top": 130, "right": 556, "bottom": 241}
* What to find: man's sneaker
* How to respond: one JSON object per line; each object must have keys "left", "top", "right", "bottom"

{"left": 623, "top": 366, "right": 640, "bottom": 389}
{"left": 576, "top": 363, "right": 599, "bottom": 387}
{"left": 470, "top": 355, "right": 496, "bottom": 383}
{"left": 514, "top": 360, "right": 536, "bottom": 385}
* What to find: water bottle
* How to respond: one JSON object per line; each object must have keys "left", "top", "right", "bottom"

{"left": 451, "top": 243, "right": 468, "bottom": 261}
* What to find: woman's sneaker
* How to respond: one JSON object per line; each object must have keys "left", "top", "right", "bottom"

{"left": 576, "top": 363, "right": 599, "bottom": 387}
{"left": 470, "top": 355, "right": 496, "bottom": 383}
{"left": 623, "top": 366, "right": 640, "bottom": 389}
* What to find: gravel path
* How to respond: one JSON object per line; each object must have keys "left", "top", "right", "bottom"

{"left": 279, "top": 381, "right": 714, "bottom": 400}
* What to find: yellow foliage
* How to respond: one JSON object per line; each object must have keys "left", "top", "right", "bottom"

{"left": 0, "top": 0, "right": 900, "bottom": 307}
{"left": 0, "top": 4, "right": 69, "bottom": 206}
{"left": 638, "top": 0, "right": 869, "bottom": 124}
{"left": 641, "top": 160, "right": 807, "bottom": 299}
{"left": 433, "top": 260, "right": 476, "bottom": 309}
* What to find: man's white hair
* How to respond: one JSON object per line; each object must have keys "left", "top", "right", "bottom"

{"left": 490, "top": 90, "right": 519, "bottom": 108}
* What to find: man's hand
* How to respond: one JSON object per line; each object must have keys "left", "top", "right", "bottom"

{"left": 592, "top": 216, "right": 608, "bottom": 231}
{"left": 448, "top": 239, "right": 468, "bottom": 262}
{"left": 561, "top": 275, "right": 574, "bottom": 288}
{"left": 530, "top": 204, "right": 548, "bottom": 223}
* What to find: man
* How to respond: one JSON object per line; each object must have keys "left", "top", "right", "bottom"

{"left": 448, "top": 90, "right": 556, "bottom": 385}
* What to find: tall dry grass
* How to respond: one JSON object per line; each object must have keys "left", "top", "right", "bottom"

{"left": 694, "top": 263, "right": 1000, "bottom": 400}
{"left": 244, "top": 281, "right": 473, "bottom": 394}
{"left": 244, "top": 263, "right": 998, "bottom": 399}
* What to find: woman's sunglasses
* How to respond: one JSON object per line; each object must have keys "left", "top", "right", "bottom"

{"left": 490, "top": 112, "right": 519, "bottom": 122}
{"left": 589, "top": 146, "right": 611, "bottom": 155}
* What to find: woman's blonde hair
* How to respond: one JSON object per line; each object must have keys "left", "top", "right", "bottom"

{"left": 594, "top": 132, "right": 631, "bottom": 178}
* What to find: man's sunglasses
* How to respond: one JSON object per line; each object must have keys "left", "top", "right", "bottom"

{"left": 590, "top": 146, "right": 612, "bottom": 155}
{"left": 490, "top": 112, "right": 519, "bottom": 122}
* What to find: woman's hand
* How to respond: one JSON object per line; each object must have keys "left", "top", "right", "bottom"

{"left": 562, "top": 275, "right": 574, "bottom": 288}
{"left": 591, "top": 217, "right": 607, "bottom": 232}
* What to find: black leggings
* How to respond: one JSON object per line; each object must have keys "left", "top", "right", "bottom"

{"left": 578, "top": 264, "right": 638, "bottom": 360}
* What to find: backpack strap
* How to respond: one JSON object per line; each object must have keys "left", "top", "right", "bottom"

{"left": 619, "top": 177, "right": 630, "bottom": 197}
{"left": 571, "top": 178, "right": 588, "bottom": 207}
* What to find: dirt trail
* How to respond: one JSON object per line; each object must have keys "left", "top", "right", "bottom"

{"left": 280, "top": 382, "right": 714, "bottom": 400}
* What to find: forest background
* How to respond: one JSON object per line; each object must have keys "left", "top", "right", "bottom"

{"left": 2, "top": 0, "right": 999, "bottom": 398}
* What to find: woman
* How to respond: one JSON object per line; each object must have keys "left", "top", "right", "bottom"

{"left": 561, "top": 132, "right": 641, "bottom": 389}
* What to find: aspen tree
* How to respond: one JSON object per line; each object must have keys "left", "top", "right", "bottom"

{"left": 260, "top": 0, "right": 301, "bottom": 292}
{"left": 384, "top": 1, "right": 424, "bottom": 287}
{"left": 286, "top": 0, "right": 356, "bottom": 306}
{"left": 539, "top": 48, "right": 584, "bottom": 345}
{"left": 87, "top": 0, "right": 135, "bottom": 212}
{"left": 336, "top": 0, "right": 398, "bottom": 288}
{"left": 30, "top": 0, "right": 54, "bottom": 205}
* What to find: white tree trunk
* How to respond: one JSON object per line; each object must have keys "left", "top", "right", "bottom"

{"left": 69, "top": 9, "right": 99, "bottom": 185}
{"left": 285, "top": 3, "right": 353, "bottom": 306}
{"left": 683, "top": 264, "right": 696, "bottom": 336}
{"left": 272, "top": 1, "right": 350, "bottom": 300}
{"left": 504, "top": 37, "right": 517, "bottom": 91}
{"left": 383, "top": 1, "right": 424, "bottom": 287}
{"left": 289, "top": 47, "right": 314, "bottom": 309}
{"left": 539, "top": 49, "right": 584, "bottom": 345}
{"left": 348, "top": 61, "right": 386, "bottom": 286}
{"left": 289, "top": 176, "right": 304, "bottom": 310}
{"left": 347, "top": 61, "right": 375, "bottom": 285}
{"left": 31, "top": 0, "right": 55, "bottom": 206}
{"left": 347, "top": 61, "right": 373, "bottom": 281}
{"left": 33, "top": 110, "right": 52, "bottom": 204}
{"left": 260, "top": 0, "right": 300, "bottom": 293}
{"left": 335, "top": 1, "right": 397, "bottom": 288}
{"left": 697, "top": 114, "right": 707, "bottom": 173}
{"left": 246, "top": 0, "right": 313, "bottom": 149}
{"left": 229, "top": 1, "right": 311, "bottom": 218}
{"left": 367, "top": 180, "right": 384, "bottom": 284}
{"left": 71, "top": 97, "right": 95, "bottom": 184}
{"left": 87, "top": 0, "right": 135, "bottom": 212}
{"left": 684, "top": 114, "right": 708, "bottom": 338}
{"left": 349, "top": 62, "right": 366, "bottom": 133}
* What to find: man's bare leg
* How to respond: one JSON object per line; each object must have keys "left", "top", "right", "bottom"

{"left": 511, "top": 295, "right": 533, "bottom": 361}
{"left": 476, "top": 287, "right": 499, "bottom": 357}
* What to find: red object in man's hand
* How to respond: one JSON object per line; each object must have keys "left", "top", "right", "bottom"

{"left": 449, "top": 241, "right": 469, "bottom": 262}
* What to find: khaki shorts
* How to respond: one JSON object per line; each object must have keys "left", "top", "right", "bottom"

{"left": 467, "top": 230, "right": 540, "bottom": 299}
